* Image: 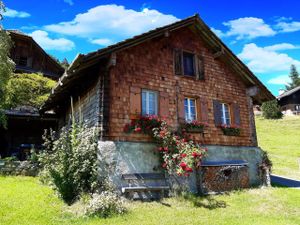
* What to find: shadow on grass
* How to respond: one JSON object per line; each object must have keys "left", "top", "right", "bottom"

{"left": 182, "top": 193, "right": 227, "bottom": 210}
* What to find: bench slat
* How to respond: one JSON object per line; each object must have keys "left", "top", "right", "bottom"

{"left": 122, "top": 173, "right": 165, "bottom": 180}
{"left": 121, "top": 186, "right": 169, "bottom": 193}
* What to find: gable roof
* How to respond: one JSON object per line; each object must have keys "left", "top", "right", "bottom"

{"left": 277, "top": 86, "right": 300, "bottom": 100}
{"left": 41, "top": 14, "right": 274, "bottom": 112}
{"left": 7, "top": 30, "right": 65, "bottom": 78}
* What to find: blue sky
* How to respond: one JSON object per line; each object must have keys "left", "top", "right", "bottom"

{"left": 1, "top": 0, "right": 300, "bottom": 96}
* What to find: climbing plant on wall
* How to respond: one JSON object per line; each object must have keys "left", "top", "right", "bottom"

{"left": 124, "top": 115, "right": 207, "bottom": 176}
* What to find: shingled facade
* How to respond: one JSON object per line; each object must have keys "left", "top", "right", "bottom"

{"left": 41, "top": 15, "right": 274, "bottom": 192}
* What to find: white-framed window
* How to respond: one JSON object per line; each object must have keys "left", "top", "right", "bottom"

{"left": 142, "top": 90, "right": 158, "bottom": 115}
{"left": 221, "top": 103, "right": 230, "bottom": 125}
{"left": 184, "top": 98, "right": 197, "bottom": 122}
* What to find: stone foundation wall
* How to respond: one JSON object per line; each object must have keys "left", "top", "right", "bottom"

{"left": 98, "top": 141, "right": 264, "bottom": 193}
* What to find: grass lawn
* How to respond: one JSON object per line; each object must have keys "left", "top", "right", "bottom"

{"left": 0, "top": 176, "right": 299, "bottom": 225}
{"left": 256, "top": 116, "right": 300, "bottom": 179}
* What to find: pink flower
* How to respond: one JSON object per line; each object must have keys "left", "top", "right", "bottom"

{"left": 164, "top": 147, "right": 168, "bottom": 152}
{"left": 180, "top": 162, "right": 187, "bottom": 168}
{"left": 185, "top": 167, "right": 193, "bottom": 172}
{"left": 181, "top": 153, "right": 187, "bottom": 158}
{"left": 162, "top": 162, "right": 167, "bottom": 168}
{"left": 134, "top": 127, "right": 142, "bottom": 132}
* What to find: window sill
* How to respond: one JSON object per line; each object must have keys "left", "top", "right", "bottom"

{"left": 175, "top": 74, "right": 205, "bottom": 81}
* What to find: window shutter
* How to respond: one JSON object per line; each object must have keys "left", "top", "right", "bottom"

{"left": 232, "top": 103, "right": 241, "bottom": 126}
{"left": 160, "top": 92, "right": 169, "bottom": 118}
{"left": 130, "top": 87, "right": 141, "bottom": 117}
{"left": 199, "top": 97, "right": 209, "bottom": 122}
{"left": 195, "top": 55, "right": 205, "bottom": 80}
{"left": 174, "top": 49, "right": 183, "bottom": 75}
{"left": 213, "top": 100, "right": 222, "bottom": 126}
{"left": 178, "top": 96, "right": 185, "bottom": 122}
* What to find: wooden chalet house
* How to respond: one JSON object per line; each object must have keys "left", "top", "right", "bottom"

{"left": 8, "top": 30, "right": 64, "bottom": 80}
{"left": 41, "top": 15, "right": 274, "bottom": 194}
{"left": 0, "top": 31, "right": 64, "bottom": 159}
{"left": 277, "top": 86, "right": 300, "bottom": 115}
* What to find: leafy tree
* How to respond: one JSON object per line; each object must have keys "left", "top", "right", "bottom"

{"left": 261, "top": 100, "right": 283, "bottom": 119}
{"left": 285, "top": 64, "right": 300, "bottom": 90}
{"left": 0, "top": 2, "right": 15, "bottom": 127}
{"left": 5, "top": 73, "right": 56, "bottom": 109}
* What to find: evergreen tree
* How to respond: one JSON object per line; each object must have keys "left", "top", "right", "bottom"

{"left": 285, "top": 64, "right": 300, "bottom": 90}
{"left": 61, "top": 58, "right": 70, "bottom": 70}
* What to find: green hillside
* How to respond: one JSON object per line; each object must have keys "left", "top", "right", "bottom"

{"left": 256, "top": 116, "right": 300, "bottom": 179}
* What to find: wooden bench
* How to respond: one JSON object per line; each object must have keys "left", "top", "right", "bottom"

{"left": 121, "top": 173, "right": 169, "bottom": 200}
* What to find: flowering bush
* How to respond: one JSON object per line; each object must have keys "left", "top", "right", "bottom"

{"left": 123, "top": 115, "right": 162, "bottom": 134}
{"left": 153, "top": 121, "right": 207, "bottom": 176}
{"left": 123, "top": 116, "right": 207, "bottom": 177}
{"left": 181, "top": 120, "right": 208, "bottom": 133}
{"left": 85, "top": 191, "right": 127, "bottom": 218}
{"left": 219, "top": 124, "right": 241, "bottom": 136}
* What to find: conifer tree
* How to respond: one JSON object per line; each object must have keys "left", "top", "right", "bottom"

{"left": 285, "top": 64, "right": 300, "bottom": 90}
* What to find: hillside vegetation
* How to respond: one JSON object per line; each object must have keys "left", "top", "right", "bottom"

{"left": 256, "top": 116, "right": 300, "bottom": 179}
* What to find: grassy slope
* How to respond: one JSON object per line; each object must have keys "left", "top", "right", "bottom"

{"left": 0, "top": 176, "right": 299, "bottom": 225}
{"left": 256, "top": 116, "right": 300, "bottom": 179}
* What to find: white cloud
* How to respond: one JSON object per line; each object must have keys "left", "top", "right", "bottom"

{"left": 222, "top": 17, "right": 276, "bottom": 40}
{"left": 3, "top": 7, "right": 30, "bottom": 18}
{"left": 211, "top": 28, "right": 225, "bottom": 37}
{"left": 276, "top": 21, "right": 300, "bottom": 33}
{"left": 238, "top": 43, "right": 300, "bottom": 73}
{"left": 268, "top": 75, "right": 291, "bottom": 85}
{"left": 63, "top": 0, "right": 74, "bottom": 6}
{"left": 90, "top": 38, "right": 113, "bottom": 46}
{"left": 44, "top": 4, "right": 178, "bottom": 44}
{"left": 30, "top": 30, "right": 75, "bottom": 51}
{"left": 263, "top": 43, "right": 300, "bottom": 51}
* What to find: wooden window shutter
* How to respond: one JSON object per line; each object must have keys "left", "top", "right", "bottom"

{"left": 213, "top": 100, "right": 222, "bottom": 126}
{"left": 174, "top": 49, "right": 183, "bottom": 75}
{"left": 160, "top": 92, "right": 169, "bottom": 118}
{"left": 195, "top": 55, "right": 205, "bottom": 80}
{"left": 130, "top": 87, "right": 141, "bottom": 117}
{"left": 232, "top": 103, "right": 241, "bottom": 126}
{"left": 178, "top": 95, "right": 185, "bottom": 122}
{"left": 198, "top": 97, "right": 209, "bottom": 122}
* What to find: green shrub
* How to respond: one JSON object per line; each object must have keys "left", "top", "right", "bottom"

{"left": 85, "top": 191, "right": 127, "bottom": 218}
{"left": 261, "top": 100, "right": 283, "bottom": 119}
{"left": 39, "top": 123, "right": 99, "bottom": 204}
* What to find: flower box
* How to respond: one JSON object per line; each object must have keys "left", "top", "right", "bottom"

{"left": 185, "top": 126, "right": 204, "bottom": 133}
{"left": 181, "top": 121, "right": 208, "bottom": 133}
{"left": 219, "top": 124, "right": 241, "bottom": 136}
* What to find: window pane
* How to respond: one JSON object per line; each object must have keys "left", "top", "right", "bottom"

{"left": 142, "top": 90, "right": 157, "bottom": 115}
{"left": 183, "top": 52, "right": 195, "bottom": 76}
{"left": 142, "top": 91, "right": 147, "bottom": 115}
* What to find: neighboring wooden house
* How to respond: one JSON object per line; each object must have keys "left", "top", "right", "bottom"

{"left": 0, "top": 31, "right": 63, "bottom": 159}
{"left": 8, "top": 30, "right": 64, "bottom": 80}
{"left": 277, "top": 86, "right": 300, "bottom": 115}
{"left": 41, "top": 15, "right": 274, "bottom": 193}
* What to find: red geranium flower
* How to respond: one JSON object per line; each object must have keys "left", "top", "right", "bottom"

{"left": 162, "top": 162, "right": 167, "bottom": 168}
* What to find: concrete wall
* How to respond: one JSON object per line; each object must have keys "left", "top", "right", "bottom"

{"left": 98, "top": 140, "right": 263, "bottom": 193}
